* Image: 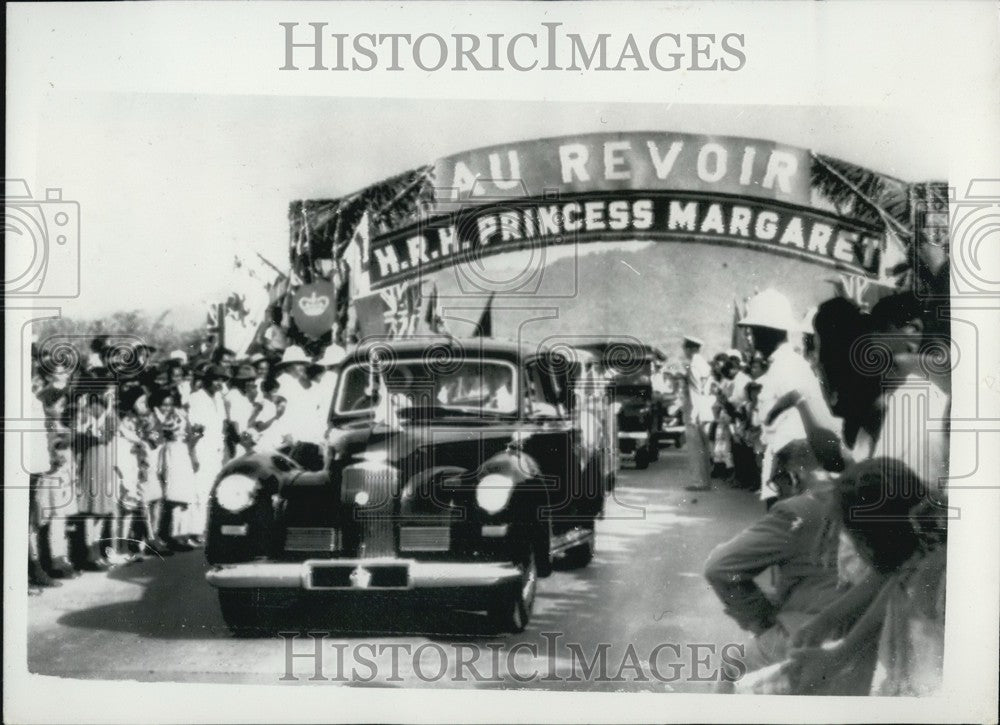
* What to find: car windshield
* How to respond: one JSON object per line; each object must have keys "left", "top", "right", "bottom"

{"left": 335, "top": 359, "right": 518, "bottom": 416}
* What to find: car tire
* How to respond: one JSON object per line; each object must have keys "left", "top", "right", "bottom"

{"left": 634, "top": 447, "right": 650, "bottom": 470}
{"left": 487, "top": 546, "right": 538, "bottom": 634}
{"left": 562, "top": 522, "right": 595, "bottom": 569}
{"left": 218, "top": 589, "right": 280, "bottom": 637}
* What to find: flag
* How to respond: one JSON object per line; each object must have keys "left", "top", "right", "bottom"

{"left": 472, "top": 293, "right": 495, "bottom": 338}
{"left": 343, "top": 211, "right": 373, "bottom": 298}
{"left": 730, "top": 298, "right": 750, "bottom": 355}
{"left": 423, "top": 282, "right": 446, "bottom": 334}
{"left": 379, "top": 283, "right": 415, "bottom": 338}
{"left": 226, "top": 254, "right": 279, "bottom": 354}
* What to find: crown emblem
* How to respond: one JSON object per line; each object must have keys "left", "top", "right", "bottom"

{"left": 349, "top": 565, "right": 372, "bottom": 589}
{"left": 298, "top": 291, "right": 330, "bottom": 317}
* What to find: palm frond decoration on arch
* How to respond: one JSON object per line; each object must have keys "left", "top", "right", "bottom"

{"left": 810, "top": 152, "right": 912, "bottom": 232}
{"left": 288, "top": 164, "right": 436, "bottom": 279}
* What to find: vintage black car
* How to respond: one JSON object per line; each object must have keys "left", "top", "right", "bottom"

{"left": 576, "top": 341, "right": 667, "bottom": 470}
{"left": 205, "top": 338, "right": 611, "bottom": 634}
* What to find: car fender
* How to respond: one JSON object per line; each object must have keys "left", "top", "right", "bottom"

{"left": 479, "top": 449, "right": 553, "bottom": 577}
{"left": 211, "top": 451, "right": 301, "bottom": 498}
{"left": 400, "top": 465, "right": 469, "bottom": 515}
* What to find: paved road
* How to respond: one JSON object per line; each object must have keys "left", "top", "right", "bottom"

{"left": 28, "top": 444, "right": 762, "bottom": 690}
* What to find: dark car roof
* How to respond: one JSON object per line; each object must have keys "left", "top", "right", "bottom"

{"left": 343, "top": 336, "right": 544, "bottom": 365}
{"left": 574, "top": 340, "right": 667, "bottom": 363}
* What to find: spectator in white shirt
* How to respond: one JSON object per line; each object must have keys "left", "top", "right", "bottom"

{"left": 186, "top": 364, "right": 229, "bottom": 539}
{"left": 739, "top": 288, "right": 834, "bottom": 508}
{"left": 683, "top": 335, "right": 715, "bottom": 491}
{"left": 868, "top": 292, "right": 949, "bottom": 498}
{"left": 272, "top": 346, "right": 321, "bottom": 448}
{"left": 225, "top": 364, "right": 258, "bottom": 456}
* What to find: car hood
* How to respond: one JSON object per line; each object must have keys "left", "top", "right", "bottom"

{"left": 331, "top": 419, "right": 516, "bottom": 473}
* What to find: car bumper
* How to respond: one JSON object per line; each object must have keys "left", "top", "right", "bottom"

{"left": 618, "top": 431, "right": 650, "bottom": 441}
{"left": 205, "top": 559, "right": 523, "bottom": 591}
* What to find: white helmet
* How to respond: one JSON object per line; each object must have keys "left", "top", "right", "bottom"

{"left": 739, "top": 288, "right": 799, "bottom": 332}
{"left": 316, "top": 342, "right": 347, "bottom": 367}
{"left": 275, "top": 345, "right": 311, "bottom": 368}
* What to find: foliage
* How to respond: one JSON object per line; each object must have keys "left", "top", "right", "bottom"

{"left": 287, "top": 164, "right": 436, "bottom": 276}
{"left": 810, "top": 152, "right": 911, "bottom": 229}
{"left": 33, "top": 310, "right": 203, "bottom": 361}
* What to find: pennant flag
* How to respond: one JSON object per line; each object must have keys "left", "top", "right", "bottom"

{"left": 472, "top": 293, "right": 495, "bottom": 338}
{"left": 424, "top": 282, "right": 446, "bottom": 334}
{"left": 730, "top": 298, "right": 743, "bottom": 352}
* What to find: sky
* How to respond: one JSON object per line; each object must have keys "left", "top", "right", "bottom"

{"left": 30, "top": 93, "right": 952, "bottom": 327}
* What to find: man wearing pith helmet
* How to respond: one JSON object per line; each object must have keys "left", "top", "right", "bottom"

{"left": 739, "top": 289, "right": 832, "bottom": 508}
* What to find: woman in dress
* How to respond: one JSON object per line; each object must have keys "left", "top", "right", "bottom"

{"left": 151, "top": 388, "right": 197, "bottom": 551}
{"left": 113, "top": 387, "right": 157, "bottom": 563}
{"left": 74, "top": 379, "right": 119, "bottom": 570}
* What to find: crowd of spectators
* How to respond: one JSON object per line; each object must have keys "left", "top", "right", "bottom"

{"left": 24, "top": 285, "right": 952, "bottom": 696}
{"left": 26, "top": 335, "right": 343, "bottom": 590}
{"left": 692, "top": 287, "right": 950, "bottom": 696}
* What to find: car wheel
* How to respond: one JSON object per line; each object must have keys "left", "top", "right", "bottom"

{"left": 218, "top": 589, "right": 281, "bottom": 637}
{"left": 487, "top": 547, "right": 538, "bottom": 634}
{"left": 634, "top": 447, "right": 650, "bottom": 470}
{"left": 562, "top": 522, "right": 595, "bottom": 569}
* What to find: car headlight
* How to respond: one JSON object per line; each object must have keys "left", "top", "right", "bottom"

{"left": 215, "top": 474, "right": 258, "bottom": 513}
{"left": 476, "top": 473, "right": 516, "bottom": 514}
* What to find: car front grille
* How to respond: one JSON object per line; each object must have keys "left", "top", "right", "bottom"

{"left": 342, "top": 463, "right": 398, "bottom": 558}
{"left": 285, "top": 527, "right": 342, "bottom": 553}
{"left": 399, "top": 526, "right": 451, "bottom": 552}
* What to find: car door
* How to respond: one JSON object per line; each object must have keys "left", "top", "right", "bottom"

{"left": 519, "top": 356, "right": 594, "bottom": 527}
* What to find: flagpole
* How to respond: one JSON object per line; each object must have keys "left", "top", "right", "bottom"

{"left": 256, "top": 252, "right": 287, "bottom": 280}
{"left": 218, "top": 302, "right": 226, "bottom": 351}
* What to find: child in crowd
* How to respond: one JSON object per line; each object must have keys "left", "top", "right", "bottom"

{"left": 113, "top": 394, "right": 151, "bottom": 563}
{"left": 37, "top": 434, "right": 80, "bottom": 578}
